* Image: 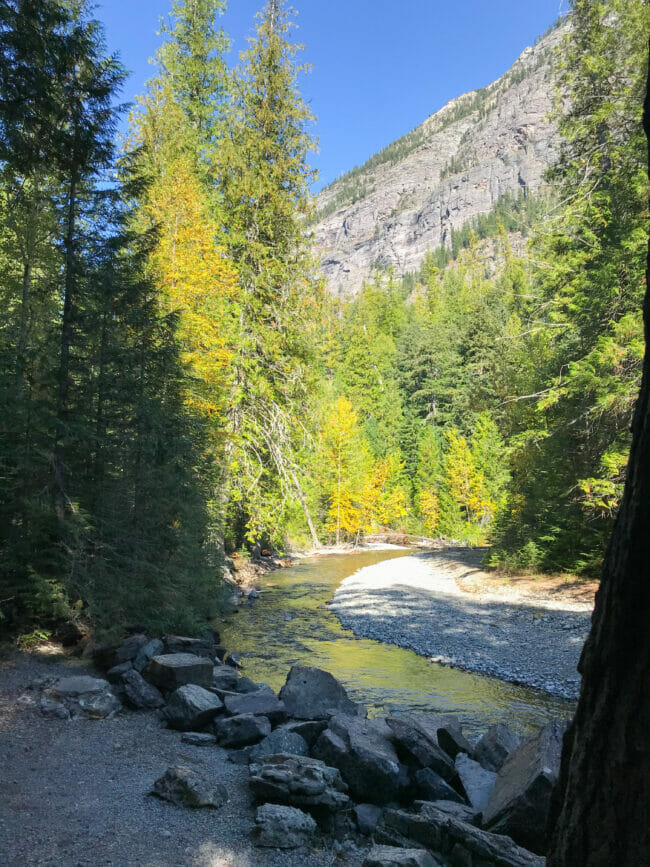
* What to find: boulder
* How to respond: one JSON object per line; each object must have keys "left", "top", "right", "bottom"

{"left": 431, "top": 715, "right": 472, "bottom": 760}
{"left": 416, "top": 800, "right": 481, "bottom": 827}
{"left": 281, "top": 719, "right": 328, "bottom": 747}
{"left": 121, "top": 669, "right": 165, "bottom": 710}
{"left": 144, "top": 653, "right": 213, "bottom": 691}
{"left": 48, "top": 675, "right": 121, "bottom": 719}
{"left": 133, "top": 638, "right": 164, "bottom": 672}
{"left": 211, "top": 667, "right": 240, "bottom": 692}
{"left": 163, "top": 635, "right": 216, "bottom": 660}
{"left": 40, "top": 697, "right": 70, "bottom": 719}
{"left": 163, "top": 684, "right": 223, "bottom": 731}
{"left": 483, "top": 721, "right": 566, "bottom": 854}
{"left": 114, "top": 633, "right": 148, "bottom": 664}
{"left": 279, "top": 664, "right": 359, "bottom": 720}
{"left": 312, "top": 714, "right": 404, "bottom": 804}
{"left": 213, "top": 713, "right": 271, "bottom": 748}
{"left": 249, "top": 728, "right": 309, "bottom": 760}
{"left": 385, "top": 715, "right": 464, "bottom": 795}
{"left": 51, "top": 675, "right": 111, "bottom": 699}
{"left": 354, "top": 803, "right": 384, "bottom": 836}
{"left": 375, "top": 806, "right": 544, "bottom": 866}
{"left": 249, "top": 753, "right": 350, "bottom": 812}
{"left": 151, "top": 765, "right": 228, "bottom": 808}
{"left": 106, "top": 661, "right": 133, "bottom": 683}
{"left": 234, "top": 676, "right": 260, "bottom": 693}
{"left": 473, "top": 724, "right": 522, "bottom": 773}
{"left": 363, "top": 845, "right": 441, "bottom": 867}
{"left": 223, "top": 686, "right": 285, "bottom": 723}
{"left": 181, "top": 732, "right": 216, "bottom": 746}
{"left": 455, "top": 753, "right": 497, "bottom": 813}
{"left": 253, "top": 803, "right": 317, "bottom": 849}
{"left": 214, "top": 644, "right": 227, "bottom": 662}
{"left": 414, "top": 768, "right": 465, "bottom": 804}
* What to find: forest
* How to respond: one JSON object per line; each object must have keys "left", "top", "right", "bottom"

{"left": 0, "top": 0, "right": 648, "bottom": 640}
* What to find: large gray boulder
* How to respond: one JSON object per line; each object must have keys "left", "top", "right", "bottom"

{"left": 253, "top": 803, "right": 317, "bottom": 849}
{"left": 414, "top": 768, "right": 465, "bottom": 804}
{"left": 281, "top": 719, "right": 328, "bottom": 746}
{"left": 163, "top": 634, "right": 216, "bottom": 659}
{"left": 114, "top": 633, "right": 148, "bottom": 665}
{"left": 473, "top": 724, "right": 522, "bottom": 773}
{"left": 213, "top": 713, "right": 271, "bottom": 748}
{"left": 249, "top": 728, "right": 309, "bottom": 761}
{"left": 211, "top": 667, "right": 240, "bottom": 693}
{"left": 279, "top": 665, "right": 359, "bottom": 720}
{"left": 483, "top": 721, "right": 566, "bottom": 854}
{"left": 162, "top": 684, "right": 223, "bottom": 731}
{"left": 223, "top": 686, "right": 285, "bottom": 723}
{"left": 385, "top": 715, "right": 464, "bottom": 795}
{"left": 133, "top": 638, "right": 164, "bottom": 673}
{"left": 121, "top": 669, "right": 165, "bottom": 710}
{"left": 151, "top": 766, "right": 228, "bottom": 808}
{"left": 354, "top": 803, "right": 383, "bottom": 836}
{"left": 363, "top": 845, "right": 441, "bottom": 867}
{"left": 312, "top": 714, "right": 405, "bottom": 804}
{"left": 416, "top": 799, "right": 481, "bottom": 827}
{"left": 48, "top": 675, "right": 121, "bottom": 719}
{"left": 249, "top": 753, "right": 350, "bottom": 812}
{"left": 375, "top": 805, "right": 544, "bottom": 866}
{"left": 144, "top": 653, "right": 213, "bottom": 691}
{"left": 455, "top": 753, "right": 497, "bottom": 813}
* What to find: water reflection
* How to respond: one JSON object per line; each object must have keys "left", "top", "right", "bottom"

{"left": 219, "top": 550, "right": 574, "bottom": 736}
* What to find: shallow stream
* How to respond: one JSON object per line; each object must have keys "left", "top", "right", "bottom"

{"left": 220, "top": 549, "right": 575, "bottom": 737}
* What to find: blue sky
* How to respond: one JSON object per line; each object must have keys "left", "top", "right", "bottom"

{"left": 97, "top": 0, "right": 567, "bottom": 190}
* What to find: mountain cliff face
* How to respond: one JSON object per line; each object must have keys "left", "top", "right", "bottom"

{"left": 312, "top": 24, "right": 565, "bottom": 295}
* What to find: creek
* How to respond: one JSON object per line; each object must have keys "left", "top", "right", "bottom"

{"left": 220, "top": 549, "right": 575, "bottom": 737}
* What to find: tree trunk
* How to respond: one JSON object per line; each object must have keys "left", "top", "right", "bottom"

{"left": 547, "top": 41, "right": 650, "bottom": 866}
{"left": 289, "top": 467, "right": 320, "bottom": 549}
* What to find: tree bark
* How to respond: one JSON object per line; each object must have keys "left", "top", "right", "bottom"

{"left": 547, "top": 41, "right": 650, "bottom": 866}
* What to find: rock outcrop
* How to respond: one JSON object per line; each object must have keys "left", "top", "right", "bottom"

{"left": 312, "top": 25, "right": 565, "bottom": 295}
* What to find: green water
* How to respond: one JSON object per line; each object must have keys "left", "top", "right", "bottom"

{"left": 219, "top": 549, "right": 575, "bottom": 737}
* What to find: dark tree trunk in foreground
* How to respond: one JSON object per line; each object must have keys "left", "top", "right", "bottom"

{"left": 547, "top": 42, "right": 650, "bottom": 866}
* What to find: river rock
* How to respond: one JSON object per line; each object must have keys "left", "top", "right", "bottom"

{"left": 354, "top": 803, "right": 384, "bottom": 835}
{"left": 213, "top": 713, "right": 271, "bottom": 748}
{"left": 249, "top": 728, "right": 309, "bottom": 760}
{"left": 163, "top": 684, "right": 223, "bottom": 731}
{"left": 133, "top": 638, "right": 164, "bottom": 672}
{"left": 363, "top": 845, "right": 442, "bottom": 867}
{"left": 144, "top": 653, "right": 213, "bottom": 691}
{"left": 121, "top": 669, "right": 165, "bottom": 710}
{"left": 181, "top": 732, "right": 217, "bottom": 746}
{"left": 312, "top": 714, "right": 404, "bottom": 803}
{"left": 415, "top": 768, "right": 465, "bottom": 804}
{"left": 455, "top": 753, "right": 497, "bottom": 813}
{"left": 375, "top": 805, "right": 544, "bottom": 865}
{"left": 163, "top": 635, "right": 216, "bottom": 660}
{"left": 249, "top": 753, "right": 350, "bottom": 812}
{"left": 279, "top": 664, "right": 359, "bottom": 720}
{"left": 385, "top": 715, "right": 464, "bottom": 795}
{"left": 151, "top": 765, "right": 228, "bottom": 808}
{"left": 223, "top": 686, "right": 285, "bottom": 723}
{"left": 253, "top": 803, "right": 317, "bottom": 849}
{"left": 483, "top": 721, "right": 566, "bottom": 854}
{"left": 473, "top": 724, "right": 522, "bottom": 772}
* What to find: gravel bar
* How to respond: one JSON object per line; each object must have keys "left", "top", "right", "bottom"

{"left": 329, "top": 549, "right": 593, "bottom": 700}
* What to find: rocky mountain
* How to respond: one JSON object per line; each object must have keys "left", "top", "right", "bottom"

{"left": 312, "top": 23, "right": 566, "bottom": 296}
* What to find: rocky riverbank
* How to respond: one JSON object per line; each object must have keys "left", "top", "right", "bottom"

{"left": 329, "top": 549, "right": 594, "bottom": 700}
{"left": 0, "top": 630, "right": 569, "bottom": 866}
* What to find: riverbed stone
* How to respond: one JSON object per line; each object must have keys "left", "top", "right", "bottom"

{"left": 312, "top": 714, "right": 404, "bottom": 804}
{"left": 483, "top": 721, "right": 566, "bottom": 854}
{"left": 363, "top": 845, "right": 442, "bottom": 867}
{"left": 414, "top": 767, "right": 465, "bottom": 804}
{"left": 223, "top": 686, "right": 285, "bottom": 723}
{"left": 144, "top": 653, "right": 213, "bottom": 691}
{"left": 249, "top": 727, "right": 309, "bottom": 760}
{"left": 163, "top": 684, "right": 223, "bottom": 731}
{"left": 455, "top": 753, "right": 497, "bottom": 813}
{"left": 279, "top": 664, "right": 359, "bottom": 720}
{"left": 249, "top": 753, "right": 350, "bottom": 812}
{"left": 121, "top": 669, "right": 165, "bottom": 710}
{"left": 213, "top": 713, "right": 271, "bottom": 748}
{"left": 253, "top": 803, "right": 317, "bottom": 849}
{"left": 473, "top": 724, "right": 521, "bottom": 772}
{"left": 151, "top": 765, "right": 228, "bottom": 808}
{"left": 385, "top": 715, "right": 464, "bottom": 795}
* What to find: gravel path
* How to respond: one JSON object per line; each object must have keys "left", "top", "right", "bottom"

{"left": 0, "top": 651, "right": 361, "bottom": 867}
{"left": 329, "top": 549, "right": 593, "bottom": 700}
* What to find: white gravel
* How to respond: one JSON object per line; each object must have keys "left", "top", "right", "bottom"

{"left": 329, "top": 549, "right": 593, "bottom": 700}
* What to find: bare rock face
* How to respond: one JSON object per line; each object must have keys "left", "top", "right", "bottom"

{"left": 312, "top": 26, "right": 565, "bottom": 295}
